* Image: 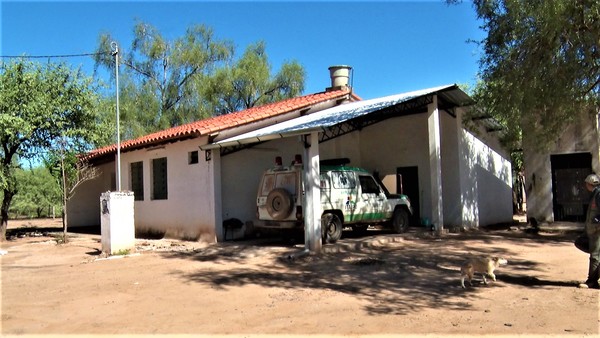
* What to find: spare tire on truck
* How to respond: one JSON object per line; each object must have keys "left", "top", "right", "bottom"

{"left": 266, "top": 188, "right": 293, "bottom": 220}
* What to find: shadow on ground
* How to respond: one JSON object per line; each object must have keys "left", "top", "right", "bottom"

{"left": 6, "top": 225, "right": 101, "bottom": 238}
{"left": 157, "top": 224, "right": 581, "bottom": 316}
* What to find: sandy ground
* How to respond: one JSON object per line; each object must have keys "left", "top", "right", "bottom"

{"left": 1, "top": 218, "right": 599, "bottom": 337}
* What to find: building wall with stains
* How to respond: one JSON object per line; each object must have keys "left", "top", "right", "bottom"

{"left": 524, "top": 112, "right": 600, "bottom": 223}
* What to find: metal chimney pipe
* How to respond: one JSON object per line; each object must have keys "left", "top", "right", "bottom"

{"left": 328, "top": 65, "right": 352, "bottom": 90}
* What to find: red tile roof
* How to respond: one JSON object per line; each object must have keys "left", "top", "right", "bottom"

{"left": 85, "top": 88, "right": 357, "bottom": 161}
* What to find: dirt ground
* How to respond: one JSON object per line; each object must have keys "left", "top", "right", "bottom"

{"left": 1, "top": 218, "right": 599, "bottom": 337}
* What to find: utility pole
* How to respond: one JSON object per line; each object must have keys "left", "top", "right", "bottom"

{"left": 111, "top": 41, "right": 122, "bottom": 191}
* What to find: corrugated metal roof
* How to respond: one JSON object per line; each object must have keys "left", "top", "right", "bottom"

{"left": 202, "top": 84, "right": 471, "bottom": 150}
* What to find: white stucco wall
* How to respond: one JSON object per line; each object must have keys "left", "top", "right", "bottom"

{"left": 440, "top": 111, "right": 462, "bottom": 227}
{"left": 116, "top": 136, "right": 218, "bottom": 241}
{"left": 460, "top": 128, "right": 513, "bottom": 226}
{"left": 358, "top": 114, "right": 432, "bottom": 218}
{"left": 524, "top": 113, "right": 600, "bottom": 222}
{"left": 358, "top": 110, "right": 512, "bottom": 228}
{"left": 319, "top": 132, "right": 362, "bottom": 162}
{"left": 68, "top": 161, "right": 114, "bottom": 227}
{"left": 68, "top": 137, "right": 220, "bottom": 242}
{"left": 220, "top": 137, "right": 304, "bottom": 228}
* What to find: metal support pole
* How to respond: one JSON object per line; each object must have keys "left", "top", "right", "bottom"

{"left": 111, "top": 42, "right": 122, "bottom": 191}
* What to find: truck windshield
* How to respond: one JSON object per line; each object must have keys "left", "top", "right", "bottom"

{"left": 359, "top": 175, "right": 381, "bottom": 194}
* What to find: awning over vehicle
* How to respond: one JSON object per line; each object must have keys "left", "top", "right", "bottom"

{"left": 200, "top": 84, "right": 473, "bottom": 150}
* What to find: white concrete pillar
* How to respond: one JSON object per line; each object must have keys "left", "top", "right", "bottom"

{"left": 304, "top": 132, "right": 322, "bottom": 253}
{"left": 427, "top": 95, "right": 444, "bottom": 231}
{"left": 100, "top": 191, "right": 135, "bottom": 255}
{"left": 208, "top": 149, "right": 223, "bottom": 242}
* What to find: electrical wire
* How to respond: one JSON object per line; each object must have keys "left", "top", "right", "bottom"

{"left": 0, "top": 52, "right": 109, "bottom": 59}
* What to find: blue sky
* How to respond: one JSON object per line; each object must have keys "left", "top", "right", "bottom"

{"left": 1, "top": 0, "right": 485, "bottom": 100}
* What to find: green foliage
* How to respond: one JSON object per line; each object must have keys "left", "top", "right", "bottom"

{"left": 0, "top": 60, "right": 102, "bottom": 164}
{"left": 471, "top": 0, "right": 600, "bottom": 150}
{"left": 113, "top": 249, "right": 131, "bottom": 256}
{"left": 94, "top": 21, "right": 306, "bottom": 139}
{"left": 0, "top": 59, "right": 101, "bottom": 240}
{"left": 94, "top": 21, "right": 234, "bottom": 136}
{"left": 93, "top": 95, "right": 120, "bottom": 147}
{"left": 200, "top": 41, "right": 305, "bottom": 115}
{"left": 9, "top": 167, "right": 61, "bottom": 218}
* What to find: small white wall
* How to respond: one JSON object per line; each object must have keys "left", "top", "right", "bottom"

{"left": 67, "top": 161, "right": 114, "bottom": 227}
{"left": 100, "top": 191, "right": 135, "bottom": 254}
{"left": 524, "top": 112, "right": 600, "bottom": 222}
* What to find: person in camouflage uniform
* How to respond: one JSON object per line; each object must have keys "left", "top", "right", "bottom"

{"left": 579, "top": 174, "right": 600, "bottom": 289}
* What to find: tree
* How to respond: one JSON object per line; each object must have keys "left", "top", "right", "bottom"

{"left": 94, "top": 21, "right": 234, "bottom": 136}
{"left": 0, "top": 60, "right": 101, "bottom": 241}
{"left": 94, "top": 21, "right": 306, "bottom": 139}
{"left": 468, "top": 0, "right": 600, "bottom": 150}
{"left": 200, "top": 41, "right": 305, "bottom": 115}
{"left": 9, "top": 166, "right": 61, "bottom": 219}
{"left": 45, "top": 140, "right": 100, "bottom": 243}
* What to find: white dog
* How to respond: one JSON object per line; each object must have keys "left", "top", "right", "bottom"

{"left": 460, "top": 256, "right": 508, "bottom": 288}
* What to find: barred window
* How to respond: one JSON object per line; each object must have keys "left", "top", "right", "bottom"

{"left": 130, "top": 161, "right": 144, "bottom": 201}
{"left": 152, "top": 157, "right": 168, "bottom": 200}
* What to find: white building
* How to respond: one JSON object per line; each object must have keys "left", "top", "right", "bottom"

{"left": 69, "top": 67, "right": 513, "bottom": 241}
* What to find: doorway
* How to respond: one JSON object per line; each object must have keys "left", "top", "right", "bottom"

{"left": 397, "top": 166, "right": 420, "bottom": 224}
{"left": 550, "top": 153, "right": 592, "bottom": 222}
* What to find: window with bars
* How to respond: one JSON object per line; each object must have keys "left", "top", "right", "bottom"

{"left": 152, "top": 157, "right": 168, "bottom": 200}
{"left": 130, "top": 161, "right": 144, "bottom": 201}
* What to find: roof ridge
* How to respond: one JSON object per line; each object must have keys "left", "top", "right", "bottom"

{"left": 85, "top": 88, "right": 354, "bottom": 161}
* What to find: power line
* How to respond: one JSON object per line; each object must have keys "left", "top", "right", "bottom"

{"left": 0, "top": 52, "right": 109, "bottom": 59}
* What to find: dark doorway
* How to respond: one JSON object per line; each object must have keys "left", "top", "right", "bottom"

{"left": 551, "top": 153, "right": 593, "bottom": 222}
{"left": 397, "top": 166, "right": 420, "bottom": 225}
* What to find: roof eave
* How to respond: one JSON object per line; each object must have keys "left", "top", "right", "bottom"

{"left": 83, "top": 89, "right": 355, "bottom": 162}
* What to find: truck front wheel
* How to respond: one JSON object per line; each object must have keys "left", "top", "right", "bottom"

{"left": 321, "top": 213, "right": 343, "bottom": 243}
{"left": 392, "top": 208, "right": 410, "bottom": 233}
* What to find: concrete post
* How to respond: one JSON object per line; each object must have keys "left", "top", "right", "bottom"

{"left": 100, "top": 191, "right": 135, "bottom": 255}
{"left": 208, "top": 149, "right": 223, "bottom": 242}
{"left": 304, "top": 132, "right": 322, "bottom": 253}
{"left": 427, "top": 95, "right": 444, "bottom": 231}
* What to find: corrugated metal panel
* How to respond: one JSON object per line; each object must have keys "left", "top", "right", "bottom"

{"left": 201, "top": 84, "right": 468, "bottom": 150}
